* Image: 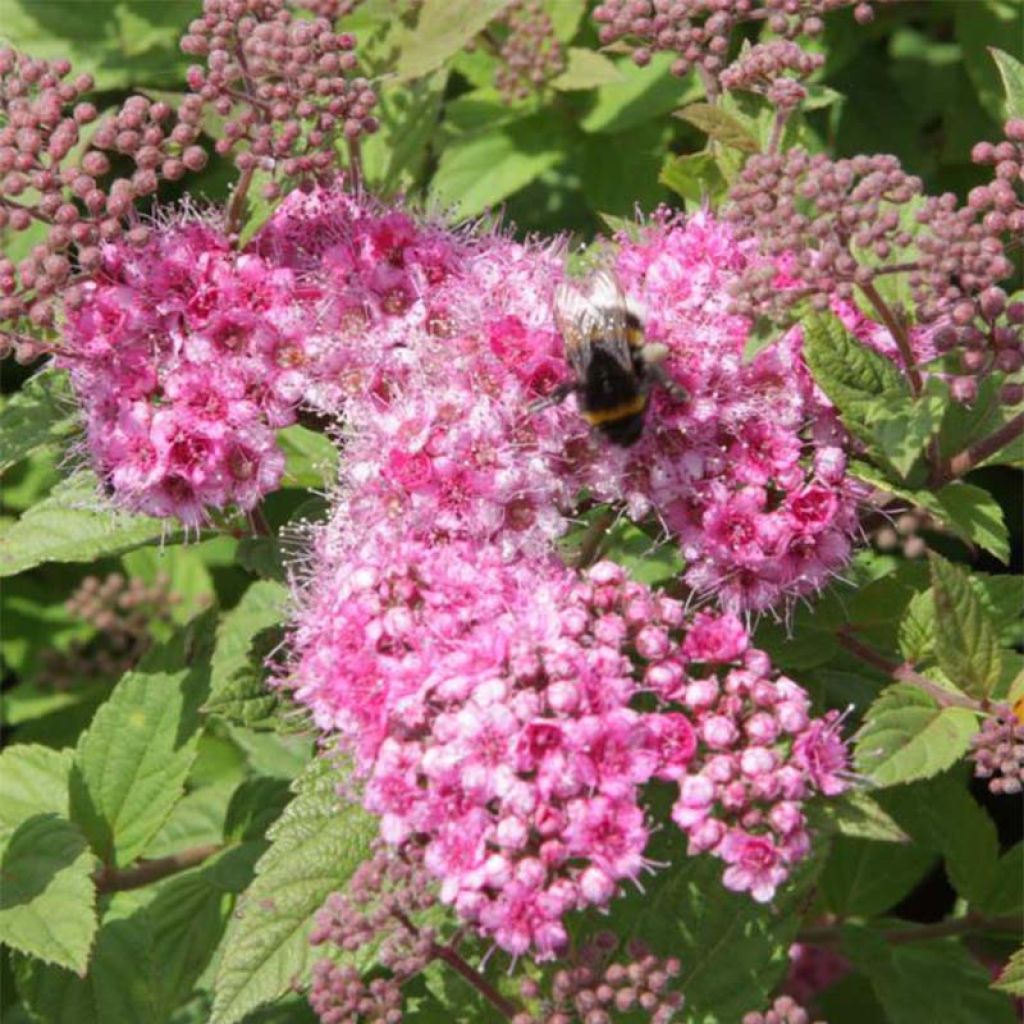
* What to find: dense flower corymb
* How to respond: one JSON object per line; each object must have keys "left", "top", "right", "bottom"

{"left": 60, "top": 220, "right": 302, "bottom": 524}
{"left": 285, "top": 537, "right": 850, "bottom": 956}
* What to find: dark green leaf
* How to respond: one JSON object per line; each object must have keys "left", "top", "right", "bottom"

{"left": 841, "top": 924, "right": 1016, "bottom": 1024}
{"left": 876, "top": 772, "right": 1000, "bottom": 908}
{"left": 821, "top": 836, "right": 935, "bottom": 917}
{"left": 829, "top": 790, "right": 910, "bottom": 843}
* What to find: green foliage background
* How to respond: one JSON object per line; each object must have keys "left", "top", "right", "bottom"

{"left": 1, "top": 2, "right": 1022, "bottom": 1024}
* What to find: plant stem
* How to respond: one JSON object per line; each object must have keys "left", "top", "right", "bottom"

{"left": 930, "top": 411, "right": 1024, "bottom": 487}
{"left": 858, "top": 280, "right": 923, "bottom": 397}
{"left": 391, "top": 909, "right": 518, "bottom": 1020}
{"left": 797, "top": 912, "right": 1022, "bottom": 947}
{"left": 225, "top": 165, "right": 255, "bottom": 239}
{"left": 250, "top": 503, "right": 272, "bottom": 537}
{"left": 575, "top": 508, "right": 616, "bottom": 569}
{"left": 430, "top": 943, "right": 519, "bottom": 1020}
{"left": 835, "top": 628, "right": 980, "bottom": 711}
{"left": 94, "top": 843, "right": 222, "bottom": 893}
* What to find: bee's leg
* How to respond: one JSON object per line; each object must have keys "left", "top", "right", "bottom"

{"left": 528, "top": 380, "right": 577, "bottom": 414}
{"left": 647, "top": 360, "right": 688, "bottom": 403}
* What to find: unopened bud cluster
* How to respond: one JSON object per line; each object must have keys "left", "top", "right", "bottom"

{"left": 36, "top": 572, "right": 179, "bottom": 689}
{"left": 970, "top": 705, "right": 1024, "bottom": 796}
{"left": 514, "top": 936, "right": 684, "bottom": 1024}
{"left": 181, "top": 0, "right": 378, "bottom": 199}
{"left": 0, "top": 49, "right": 207, "bottom": 344}
{"left": 719, "top": 41, "right": 823, "bottom": 111}
{"left": 308, "top": 843, "right": 439, "bottom": 1023}
{"left": 592, "top": 1, "right": 882, "bottom": 79}
{"left": 494, "top": 2, "right": 567, "bottom": 103}
{"left": 742, "top": 995, "right": 824, "bottom": 1024}
{"left": 724, "top": 125, "right": 1022, "bottom": 406}
{"left": 872, "top": 509, "right": 934, "bottom": 561}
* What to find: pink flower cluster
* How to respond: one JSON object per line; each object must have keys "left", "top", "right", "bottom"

{"left": 60, "top": 221, "right": 304, "bottom": 525}
{"left": 285, "top": 535, "right": 850, "bottom": 957}
{"left": 572, "top": 214, "right": 860, "bottom": 611}
{"left": 60, "top": 187, "right": 860, "bottom": 613}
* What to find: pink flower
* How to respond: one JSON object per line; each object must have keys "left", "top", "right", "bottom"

{"left": 683, "top": 611, "right": 750, "bottom": 664}
{"left": 719, "top": 831, "right": 789, "bottom": 902}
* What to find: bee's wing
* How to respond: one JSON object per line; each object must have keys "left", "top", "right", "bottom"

{"left": 553, "top": 269, "right": 633, "bottom": 377}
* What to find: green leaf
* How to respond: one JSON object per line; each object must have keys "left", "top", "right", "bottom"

{"left": 395, "top": 0, "right": 512, "bottom": 80}
{"left": 69, "top": 615, "right": 215, "bottom": 867}
{"left": 122, "top": 543, "right": 217, "bottom": 626}
{"left": 659, "top": 151, "right": 726, "bottom": 205}
{"left": 930, "top": 554, "right": 1003, "bottom": 700}
{"left": 552, "top": 48, "right": 624, "bottom": 90}
{"left": 0, "top": 745, "right": 73, "bottom": 839}
{"left": 205, "top": 581, "right": 287, "bottom": 727}
{"left": 802, "top": 314, "right": 908, "bottom": 431}
{"left": 821, "top": 836, "right": 935, "bottom": 917}
{"left": 0, "top": 473, "right": 170, "bottom": 579}
{"left": 204, "top": 629, "right": 283, "bottom": 730}
{"left": 841, "top": 924, "right": 1016, "bottom": 1024}
{"left": 676, "top": 102, "right": 760, "bottom": 152}
{"left": 0, "top": 371, "right": 77, "bottom": 474}
{"left": 0, "top": 814, "right": 97, "bottom": 973}
{"left": 11, "top": 953, "right": 96, "bottom": 1024}
{"left": 210, "top": 757, "right": 377, "bottom": 1024}
{"left": 429, "top": 115, "right": 563, "bottom": 217}
{"left": 854, "top": 684, "right": 979, "bottom": 787}
{"left": 580, "top": 53, "right": 702, "bottom": 134}
{"left": 863, "top": 390, "right": 944, "bottom": 480}
{"left": 277, "top": 426, "right": 339, "bottom": 490}
{"left": 994, "top": 948, "right": 1024, "bottom": 997}
{"left": 990, "top": 47, "right": 1024, "bottom": 118}
{"left": 935, "top": 482, "right": 1010, "bottom": 565}
{"left": 876, "top": 772, "right": 1000, "bottom": 908}
{"left": 594, "top": 815, "right": 822, "bottom": 1022}
{"left": 829, "top": 789, "right": 910, "bottom": 843}
{"left": 898, "top": 589, "right": 936, "bottom": 664}
{"left": 361, "top": 70, "right": 450, "bottom": 194}
{"left": 1, "top": 0, "right": 194, "bottom": 92}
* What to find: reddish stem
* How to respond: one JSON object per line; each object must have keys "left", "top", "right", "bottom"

{"left": 858, "top": 280, "right": 923, "bottom": 396}
{"left": 94, "top": 843, "right": 222, "bottom": 893}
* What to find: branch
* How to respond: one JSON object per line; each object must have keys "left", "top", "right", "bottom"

{"left": 94, "top": 843, "right": 222, "bottom": 893}
{"left": 430, "top": 943, "right": 519, "bottom": 1020}
{"left": 797, "top": 912, "right": 1022, "bottom": 947}
{"left": 835, "top": 628, "right": 980, "bottom": 710}
{"left": 391, "top": 908, "right": 518, "bottom": 1020}
{"left": 930, "top": 411, "right": 1024, "bottom": 487}
{"left": 858, "top": 280, "right": 923, "bottom": 396}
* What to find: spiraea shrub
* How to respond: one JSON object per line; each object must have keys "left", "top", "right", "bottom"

{"left": 1, "top": 3, "right": 1021, "bottom": 1024}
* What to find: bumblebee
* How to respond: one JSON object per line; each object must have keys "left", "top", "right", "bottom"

{"left": 534, "top": 269, "right": 686, "bottom": 446}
